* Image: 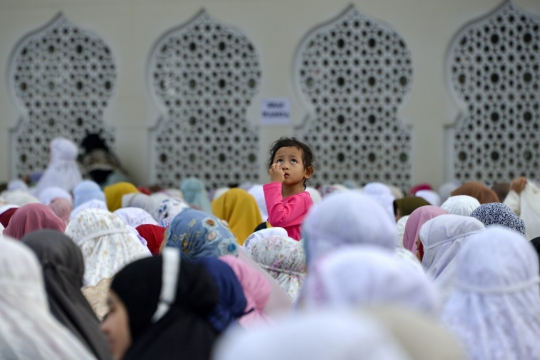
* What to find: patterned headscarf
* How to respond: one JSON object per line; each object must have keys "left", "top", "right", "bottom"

{"left": 65, "top": 208, "right": 149, "bottom": 287}
{"left": 471, "top": 203, "right": 526, "bottom": 235}
{"left": 165, "top": 208, "right": 239, "bottom": 259}
{"left": 154, "top": 198, "right": 189, "bottom": 222}
{"left": 249, "top": 235, "right": 306, "bottom": 302}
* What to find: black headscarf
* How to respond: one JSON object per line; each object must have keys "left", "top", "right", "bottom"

{"left": 111, "top": 250, "right": 220, "bottom": 360}
{"left": 21, "top": 230, "right": 111, "bottom": 360}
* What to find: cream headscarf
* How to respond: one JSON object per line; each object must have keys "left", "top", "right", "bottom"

{"left": 66, "top": 208, "right": 150, "bottom": 287}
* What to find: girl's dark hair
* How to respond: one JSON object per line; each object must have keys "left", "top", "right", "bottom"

{"left": 267, "top": 137, "right": 315, "bottom": 188}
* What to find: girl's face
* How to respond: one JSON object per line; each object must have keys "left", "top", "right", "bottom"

{"left": 101, "top": 291, "right": 131, "bottom": 360}
{"left": 272, "top": 146, "right": 312, "bottom": 187}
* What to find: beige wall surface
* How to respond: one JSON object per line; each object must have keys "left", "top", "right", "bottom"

{"left": 0, "top": 0, "right": 539, "bottom": 189}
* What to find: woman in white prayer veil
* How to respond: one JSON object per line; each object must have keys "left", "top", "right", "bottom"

{"left": 442, "top": 226, "right": 540, "bottom": 360}
{"left": 362, "top": 182, "right": 396, "bottom": 220}
{"left": 503, "top": 177, "right": 540, "bottom": 239}
{"left": 213, "top": 310, "right": 409, "bottom": 360}
{"left": 419, "top": 215, "right": 484, "bottom": 304}
{"left": 33, "top": 137, "right": 82, "bottom": 197}
{"left": 440, "top": 195, "right": 480, "bottom": 216}
{"left": 303, "top": 245, "right": 439, "bottom": 315}
{"left": 0, "top": 237, "right": 94, "bottom": 360}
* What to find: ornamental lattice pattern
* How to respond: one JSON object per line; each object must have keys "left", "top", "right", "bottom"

{"left": 449, "top": 2, "right": 540, "bottom": 182}
{"left": 294, "top": 6, "right": 413, "bottom": 189}
{"left": 149, "top": 11, "right": 261, "bottom": 188}
{"left": 10, "top": 14, "right": 116, "bottom": 177}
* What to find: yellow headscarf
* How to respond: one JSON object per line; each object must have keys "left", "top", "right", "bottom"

{"left": 212, "top": 188, "right": 262, "bottom": 245}
{"left": 104, "top": 182, "right": 139, "bottom": 212}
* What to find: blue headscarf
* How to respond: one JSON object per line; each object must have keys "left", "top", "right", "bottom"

{"left": 72, "top": 180, "right": 106, "bottom": 208}
{"left": 471, "top": 203, "right": 526, "bottom": 235}
{"left": 166, "top": 208, "right": 239, "bottom": 259}
{"left": 180, "top": 177, "right": 213, "bottom": 214}
{"left": 196, "top": 257, "right": 247, "bottom": 332}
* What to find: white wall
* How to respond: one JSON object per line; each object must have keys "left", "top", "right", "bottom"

{"left": 0, "top": 0, "right": 539, "bottom": 189}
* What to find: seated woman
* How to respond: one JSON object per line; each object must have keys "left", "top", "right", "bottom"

{"left": 101, "top": 248, "right": 221, "bottom": 360}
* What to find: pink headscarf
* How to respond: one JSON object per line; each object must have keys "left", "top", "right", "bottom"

{"left": 219, "top": 256, "right": 274, "bottom": 329}
{"left": 49, "top": 198, "right": 73, "bottom": 225}
{"left": 403, "top": 206, "right": 447, "bottom": 255}
{"left": 3, "top": 203, "right": 66, "bottom": 239}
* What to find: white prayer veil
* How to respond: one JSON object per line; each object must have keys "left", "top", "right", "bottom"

{"left": 247, "top": 185, "right": 268, "bottom": 221}
{"left": 414, "top": 190, "right": 441, "bottom": 207}
{"left": 420, "top": 214, "right": 484, "bottom": 304}
{"left": 69, "top": 199, "right": 108, "bottom": 221}
{"left": 440, "top": 195, "right": 481, "bottom": 216}
{"left": 305, "top": 187, "right": 322, "bottom": 205}
{"left": 114, "top": 207, "right": 158, "bottom": 228}
{"left": 0, "top": 237, "right": 94, "bottom": 359}
{"left": 33, "top": 137, "right": 82, "bottom": 197}
{"left": 363, "top": 182, "right": 396, "bottom": 219}
{"left": 442, "top": 226, "right": 540, "bottom": 360}
{"left": 304, "top": 246, "right": 439, "bottom": 315}
{"left": 1, "top": 190, "right": 40, "bottom": 206}
{"left": 303, "top": 191, "right": 398, "bottom": 264}
{"left": 213, "top": 310, "right": 410, "bottom": 360}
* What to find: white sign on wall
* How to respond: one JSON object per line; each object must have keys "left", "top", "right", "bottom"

{"left": 261, "top": 98, "right": 290, "bottom": 125}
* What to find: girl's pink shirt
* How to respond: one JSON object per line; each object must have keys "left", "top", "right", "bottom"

{"left": 263, "top": 182, "right": 314, "bottom": 240}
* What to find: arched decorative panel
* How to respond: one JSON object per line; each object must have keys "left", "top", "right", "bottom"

{"left": 148, "top": 10, "right": 261, "bottom": 188}
{"left": 447, "top": 1, "right": 540, "bottom": 182}
{"left": 8, "top": 13, "right": 116, "bottom": 178}
{"left": 294, "top": 6, "right": 413, "bottom": 189}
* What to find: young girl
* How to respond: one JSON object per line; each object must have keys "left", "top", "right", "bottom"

{"left": 263, "top": 137, "right": 315, "bottom": 240}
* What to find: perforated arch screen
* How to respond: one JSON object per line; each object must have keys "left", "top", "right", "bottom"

{"left": 149, "top": 11, "right": 261, "bottom": 189}
{"left": 449, "top": 2, "right": 540, "bottom": 182}
{"left": 294, "top": 6, "right": 413, "bottom": 189}
{"left": 9, "top": 14, "right": 116, "bottom": 177}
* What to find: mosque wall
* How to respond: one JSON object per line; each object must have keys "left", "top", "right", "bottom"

{"left": 0, "top": 0, "right": 539, "bottom": 189}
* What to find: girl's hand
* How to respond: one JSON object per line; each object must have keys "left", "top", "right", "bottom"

{"left": 268, "top": 163, "right": 285, "bottom": 183}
